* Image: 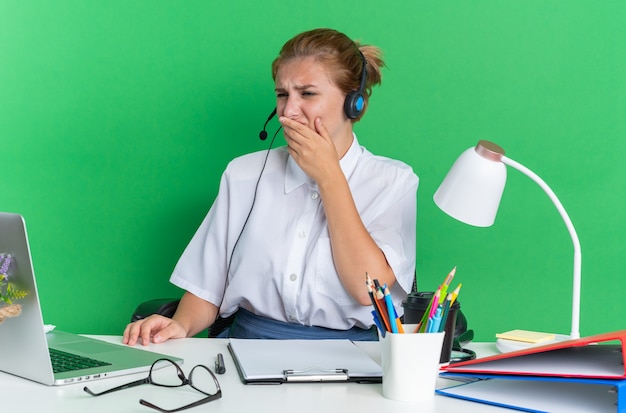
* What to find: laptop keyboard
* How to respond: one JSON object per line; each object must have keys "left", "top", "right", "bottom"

{"left": 49, "top": 348, "right": 112, "bottom": 373}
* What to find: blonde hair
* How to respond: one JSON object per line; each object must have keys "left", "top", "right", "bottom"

{"left": 272, "top": 28, "right": 384, "bottom": 121}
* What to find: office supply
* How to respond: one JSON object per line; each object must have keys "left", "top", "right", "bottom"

{"left": 383, "top": 285, "right": 398, "bottom": 333}
{"left": 0, "top": 212, "right": 182, "bottom": 386}
{"left": 439, "top": 266, "right": 456, "bottom": 303}
{"left": 495, "top": 329, "right": 555, "bottom": 344}
{"left": 439, "top": 295, "right": 452, "bottom": 329}
{"left": 380, "top": 325, "right": 444, "bottom": 402}
{"left": 450, "top": 283, "right": 461, "bottom": 306}
{"left": 227, "top": 338, "right": 382, "bottom": 384}
{"left": 429, "top": 306, "right": 443, "bottom": 333}
{"left": 366, "top": 274, "right": 391, "bottom": 334}
{"left": 0, "top": 336, "right": 511, "bottom": 413}
{"left": 215, "top": 353, "right": 226, "bottom": 374}
{"left": 433, "top": 140, "right": 582, "bottom": 344}
{"left": 437, "top": 373, "right": 626, "bottom": 413}
{"left": 442, "top": 329, "right": 626, "bottom": 379}
{"left": 402, "top": 291, "right": 463, "bottom": 363}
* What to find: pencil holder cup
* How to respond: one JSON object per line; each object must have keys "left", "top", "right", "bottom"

{"left": 379, "top": 326, "right": 445, "bottom": 402}
{"left": 402, "top": 292, "right": 460, "bottom": 364}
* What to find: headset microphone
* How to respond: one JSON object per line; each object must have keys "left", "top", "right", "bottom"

{"left": 259, "top": 108, "right": 278, "bottom": 140}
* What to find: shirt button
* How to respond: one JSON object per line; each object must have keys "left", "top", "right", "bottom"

{"left": 311, "top": 191, "right": 319, "bottom": 200}
{"left": 288, "top": 315, "right": 297, "bottom": 322}
{"left": 289, "top": 273, "right": 298, "bottom": 281}
{"left": 298, "top": 231, "right": 306, "bottom": 239}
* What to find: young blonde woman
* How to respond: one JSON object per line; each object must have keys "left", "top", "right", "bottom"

{"left": 124, "top": 28, "right": 418, "bottom": 343}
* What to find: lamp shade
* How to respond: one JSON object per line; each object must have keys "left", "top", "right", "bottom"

{"left": 434, "top": 141, "right": 507, "bottom": 227}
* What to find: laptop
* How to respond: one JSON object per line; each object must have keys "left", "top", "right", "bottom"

{"left": 0, "top": 212, "right": 183, "bottom": 386}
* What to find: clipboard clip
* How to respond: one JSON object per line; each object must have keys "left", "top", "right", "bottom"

{"left": 283, "top": 367, "right": 349, "bottom": 382}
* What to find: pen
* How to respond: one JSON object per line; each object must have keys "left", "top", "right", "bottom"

{"left": 215, "top": 352, "right": 226, "bottom": 374}
{"left": 429, "top": 306, "right": 442, "bottom": 333}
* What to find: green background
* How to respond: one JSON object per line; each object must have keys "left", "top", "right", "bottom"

{"left": 1, "top": 1, "right": 624, "bottom": 341}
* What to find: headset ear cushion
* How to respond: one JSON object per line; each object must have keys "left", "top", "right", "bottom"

{"left": 344, "top": 91, "right": 365, "bottom": 119}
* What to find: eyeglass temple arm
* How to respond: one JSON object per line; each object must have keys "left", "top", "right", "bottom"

{"left": 83, "top": 376, "right": 151, "bottom": 397}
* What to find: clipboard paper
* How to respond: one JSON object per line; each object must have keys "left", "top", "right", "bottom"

{"left": 228, "top": 339, "right": 382, "bottom": 384}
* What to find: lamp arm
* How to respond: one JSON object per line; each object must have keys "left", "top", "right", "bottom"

{"left": 501, "top": 155, "right": 581, "bottom": 339}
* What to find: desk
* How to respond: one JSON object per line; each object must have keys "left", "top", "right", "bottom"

{"left": 1, "top": 336, "right": 508, "bottom": 412}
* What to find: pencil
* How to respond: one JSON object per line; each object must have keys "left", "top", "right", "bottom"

{"left": 439, "top": 266, "right": 456, "bottom": 305}
{"left": 450, "top": 283, "right": 462, "bottom": 306}
{"left": 418, "top": 288, "right": 440, "bottom": 333}
{"left": 366, "top": 274, "right": 392, "bottom": 332}
{"left": 383, "top": 285, "right": 398, "bottom": 333}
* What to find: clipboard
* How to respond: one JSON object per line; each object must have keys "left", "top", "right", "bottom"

{"left": 227, "top": 339, "right": 382, "bottom": 384}
{"left": 442, "top": 329, "right": 626, "bottom": 379}
{"left": 437, "top": 373, "right": 626, "bottom": 413}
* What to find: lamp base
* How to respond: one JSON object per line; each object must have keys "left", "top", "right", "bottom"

{"left": 496, "top": 334, "right": 570, "bottom": 353}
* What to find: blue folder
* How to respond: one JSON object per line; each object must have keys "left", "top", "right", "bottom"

{"left": 437, "top": 373, "right": 626, "bottom": 413}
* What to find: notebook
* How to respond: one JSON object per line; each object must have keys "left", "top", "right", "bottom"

{"left": 0, "top": 212, "right": 183, "bottom": 386}
{"left": 228, "top": 338, "right": 383, "bottom": 384}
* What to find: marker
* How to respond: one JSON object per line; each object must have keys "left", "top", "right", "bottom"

{"left": 215, "top": 353, "right": 226, "bottom": 374}
{"left": 429, "top": 306, "right": 442, "bottom": 333}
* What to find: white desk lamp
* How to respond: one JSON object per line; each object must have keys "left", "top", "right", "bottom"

{"left": 433, "top": 140, "right": 581, "bottom": 351}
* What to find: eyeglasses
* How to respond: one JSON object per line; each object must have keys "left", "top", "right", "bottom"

{"left": 84, "top": 358, "right": 222, "bottom": 412}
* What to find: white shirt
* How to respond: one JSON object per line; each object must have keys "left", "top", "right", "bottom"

{"left": 170, "top": 135, "right": 418, "bottom": 330}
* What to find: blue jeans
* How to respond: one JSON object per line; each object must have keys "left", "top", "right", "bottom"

{"left": 216, "top": 308, "right": 378, "bottom": 341}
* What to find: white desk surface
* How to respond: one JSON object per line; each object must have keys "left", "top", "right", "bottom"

{"left": 1, "top": 335, "right": 508, "bottom": 412}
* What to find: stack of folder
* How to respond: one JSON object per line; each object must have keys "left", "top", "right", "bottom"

{"left": 436, "top": 330, "right": 626, "bottom": 412}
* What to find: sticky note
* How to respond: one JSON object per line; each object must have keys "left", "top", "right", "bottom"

{"left": 495, "top": 329, "right": 556, "bottom": 344}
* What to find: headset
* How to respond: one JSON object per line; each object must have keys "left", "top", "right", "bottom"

{"left": 343, "top": 51, "right": 368, "bottom": 120}
{"left": 259, "top": 50, "right": 367, "bottom": 132}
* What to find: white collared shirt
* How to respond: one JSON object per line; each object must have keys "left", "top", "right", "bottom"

{"left": 170, "top": 135, "right": 418, "bottom": 330}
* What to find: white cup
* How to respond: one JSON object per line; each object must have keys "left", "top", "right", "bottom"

{"left": 379, "top": 325, "right": 445, "bottom": 402}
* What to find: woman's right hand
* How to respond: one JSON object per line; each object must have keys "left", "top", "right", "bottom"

{"left": 122, "top": 314, "right": 189, "bottom": 346}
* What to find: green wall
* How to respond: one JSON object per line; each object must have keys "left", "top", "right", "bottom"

{"left": 2, "top": 1, "right": 624, "bottom": 341}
